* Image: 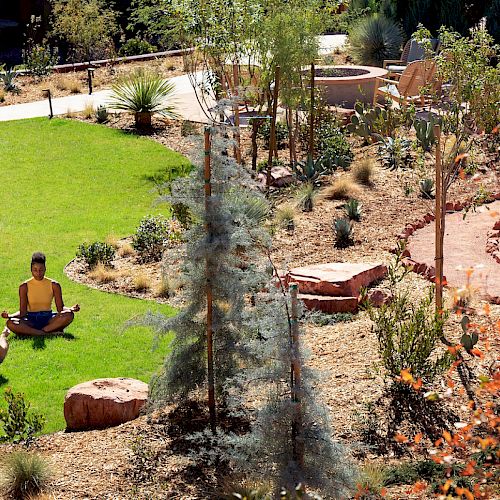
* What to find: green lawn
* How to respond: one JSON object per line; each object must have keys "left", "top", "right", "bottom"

{"left": 0, "top": 118, "right": 189, "bottom": 433}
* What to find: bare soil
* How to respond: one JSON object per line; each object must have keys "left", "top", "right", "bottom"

{"left": 1, "top": 84, "right": 499, "bottom": 499}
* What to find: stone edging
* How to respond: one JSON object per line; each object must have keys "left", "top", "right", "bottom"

{"left": 393, "top": 192, "right": 500, "bottom": 303}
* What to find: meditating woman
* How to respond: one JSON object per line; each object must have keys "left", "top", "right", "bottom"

{"left": 1, "top": 252, "right": 79, "bottom": 337}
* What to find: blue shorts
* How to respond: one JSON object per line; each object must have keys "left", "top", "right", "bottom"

{"left": 26, "top": 311, "right": 56, "bottom": 330}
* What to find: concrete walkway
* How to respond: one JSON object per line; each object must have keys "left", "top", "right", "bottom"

{"left": 0, "top": 35, "right": 347, "bottom": 124}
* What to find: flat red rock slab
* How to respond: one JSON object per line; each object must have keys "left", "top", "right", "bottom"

{"left": 288, "top": 262, "right": 387, "bottom": 297}
{"left": 64, "top": 377, "right": 148, "bottom": 431}
{"left": 299, "top": 294, "right": 358, "bottom": 313}
{"left": 408, "top": 201, "right": 500, "bottom": 301}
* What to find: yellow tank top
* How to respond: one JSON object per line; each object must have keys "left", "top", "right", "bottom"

{"left": 26, "top": 277, "right": 54, "bottom": 312}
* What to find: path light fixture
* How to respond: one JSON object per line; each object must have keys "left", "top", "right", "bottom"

{"left": 87, "top": 67, "right": 95, "bottom": 95}
{"left": 42, "top": 89, "right": 53, "bottom": 119}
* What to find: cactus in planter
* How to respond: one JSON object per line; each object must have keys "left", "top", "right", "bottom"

{"left": 333, "top": 217, "right": 354, "bottom": 248}
{"left": 344, "top": 198, "right": 362, "bottom": 221}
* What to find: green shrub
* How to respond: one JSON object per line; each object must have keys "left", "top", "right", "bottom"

{"left": 0, "top": 450, "right": 51, "bottom": 498}
{"left": 76, "top": 241, "right": 115, "bottom": 269}
{"left": 333, "top": 217, "right": 354, "bottom": 247}
{"left": 257, "top": 120, "right": 288, "bottom": 150}
{"left": 366, "top": 280, "right": 450, "bottom": 383}
{"left": 316, "top": 122, "right": 353, "bottom": 168}
{"left": 132, "top": 214, "right": 179, "bottom": 262}
{"left": 118, "top": 38, "right": 157, "bottom": 57}
{"left": 23, "top": 44, "right": 58, "bottom": 77}
{"left": 0, "top": 388, "right": 45, "bottom": 443}
{"left": 348, "top": 14, "right": 403, "bottom": 67}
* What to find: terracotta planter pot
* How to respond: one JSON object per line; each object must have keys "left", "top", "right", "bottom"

{"left": 135, "top": 111, "right": 152, "bottom": 128}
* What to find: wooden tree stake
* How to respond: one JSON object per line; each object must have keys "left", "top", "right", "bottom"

{"left": 434, "top": 124, "right": 443, "bottom": 316}
{"left": 232, "top": 63, "right": 241, "bottom": 164}
{"left": 309, "top": 63, "right": 315, "bottom": 160}
{"left": 266, "top": 65, "right": 281, "bottom": 191}
{"left": 204, "top": 126, "right": 216, "bottom": 433}
{"left": 289, "top": 282, "right": 304, "bottom": 468}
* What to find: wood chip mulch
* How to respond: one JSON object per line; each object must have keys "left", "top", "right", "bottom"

{"left": 1, "top": 102, "right": 499, "bottom": 499}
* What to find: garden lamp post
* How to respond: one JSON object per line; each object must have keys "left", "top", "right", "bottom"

{"left": 87, "top": 67, "right": 95, "bottom": 95}
{"left": 42, "top": 89, "right": 53, "bottom": 119}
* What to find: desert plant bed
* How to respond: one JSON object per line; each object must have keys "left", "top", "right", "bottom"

{"left": 0, "top": 55, "right": 185, "bottom": 107}
{"left": 0, "top": 117, "right": 190, "bottom": 432}
{"left": 1, "top": 110, "right": 498, "bottom": 498}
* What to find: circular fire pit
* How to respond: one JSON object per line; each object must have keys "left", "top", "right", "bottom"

{"left": 314, "top": 65, "right": 388, "bottom": 108}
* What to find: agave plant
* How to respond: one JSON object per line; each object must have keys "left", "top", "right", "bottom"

{"left": 0, "top": 68, "right": 20, "bottom": 93}
{"left": 419, "top": 178, "right": 434, "bottom": 199}
{"left": 108, "top": 69, "right": 178, "bottom": 128}
{"left": 333, "top": 218, "right": 354, "bottom": 248}
{"left": 344, "top": 198, "right": 362, "bottom": 221}
{"left": 348, "top": 14, "right": 403, "bottom": 67}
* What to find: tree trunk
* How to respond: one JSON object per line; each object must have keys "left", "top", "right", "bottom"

{"left": 135, "top": 112, "right": 152, "bottom": 128}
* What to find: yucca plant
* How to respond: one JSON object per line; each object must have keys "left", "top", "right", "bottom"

{"left": 348, "top": 14, "right": 403, "bottom": 67}
{"left": 0, "top": 450, "right": 51, "bottom": 498}
{"left": 344, "top": 198, "right": 362, "bottom": 221}
{"left": 108, "top": 69, "right": 178, "bottom": 128}
{"left": 419, "top": 178, "right": 435, "bottom": 199}
{"left": 295, "top": 182, "right": 316, "bottom": 212}
{"left": 333, "top": 217, "right": 354, "bottom": 248}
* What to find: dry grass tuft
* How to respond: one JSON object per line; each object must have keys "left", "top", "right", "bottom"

{"left": 82, "top": 102, "right": 95, "bottom": 119}
{"left": 54, "top": 75, "right": 82, "bottom": 93}
{"left": 117, "top": 243, "right": 135, "bottom": 257}
{"left": 64, "top": 108, "right": 77, "bottom": 118}
{"left": 323, "top": 176, "right": 360, "bottom": 200}
{"left": 88, "top": 263, "right": 119, "bottom": 284}
{"left": 155, "top": 274, "right": 181, "bottom": 298}
{"left": 105, "top": 234, "right": 120, "bottom": 249}
{"left": 351, "top": 158, "right": 375, "bottom": 185}
{"left": 132, "top": 273, "right": 151, "bottom": 291}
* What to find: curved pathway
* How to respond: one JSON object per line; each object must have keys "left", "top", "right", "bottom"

{"left": 408, "top": 201, "right": 500, "bottom": 301}
{"left": 0, "top": 35, "right": 347, "bottom": 124}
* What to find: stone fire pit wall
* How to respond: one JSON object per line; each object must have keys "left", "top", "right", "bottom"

{"left": 314, "top": 65, "right": 388, "bottom": 108}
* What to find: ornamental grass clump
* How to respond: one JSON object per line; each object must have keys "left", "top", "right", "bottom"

{"left": 108, "top": 69, "right": 178, "bottom": 128}
{"left": 0, "top": 451, "right": 51, "bottom": 499}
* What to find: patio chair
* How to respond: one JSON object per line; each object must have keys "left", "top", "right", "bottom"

{"left": 383, "top": 39, "right": 440, "bottom": 78}
{"left": 373, "top": 59, "right": 438, "bottom": 107}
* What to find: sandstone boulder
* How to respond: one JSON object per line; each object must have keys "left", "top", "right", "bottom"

{"left": 299, "top": 294, "right": 359, "bottom": 313}
{"left": 64, "top": 378, "right": 148, "bottom": 431}
{"left": 366, "top": 288, "right": 393, "bottom": 307}
{"left": 288, "top": 262, "right": 387, "bottom": 297}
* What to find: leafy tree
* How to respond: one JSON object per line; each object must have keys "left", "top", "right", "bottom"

{"left": 51, "top": 0, "right": 120, "bottom": 63}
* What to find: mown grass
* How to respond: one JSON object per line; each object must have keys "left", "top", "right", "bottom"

{"left": 0, "top": 118, "right": 190, "bottom": 432}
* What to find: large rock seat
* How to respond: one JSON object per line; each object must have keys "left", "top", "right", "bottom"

{"left": 64, "top": 377, "right": 148, "bottom": 431}
{"left": 287, "top": 262, "right": 387, "bottom": 313}
{"left": 288, "top": 262, "right": 387, "bottom": 297}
